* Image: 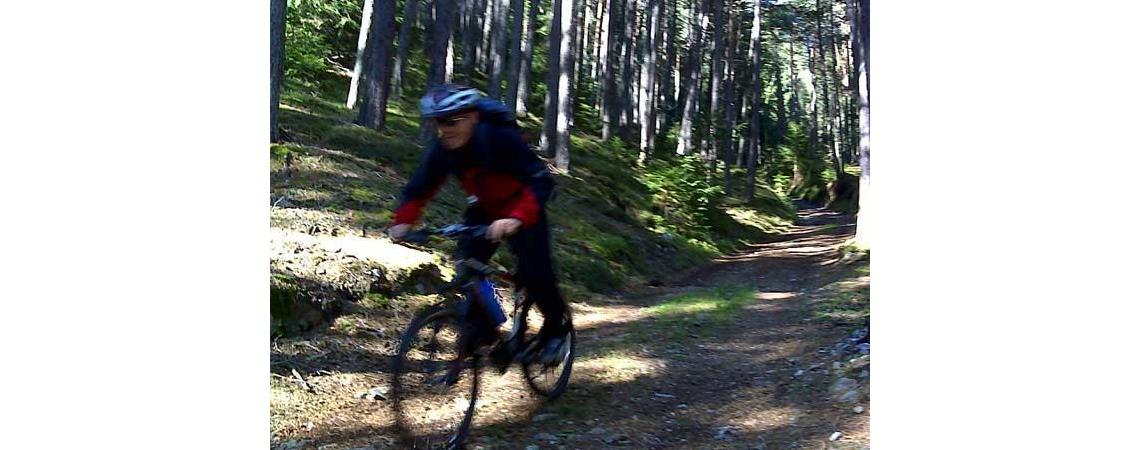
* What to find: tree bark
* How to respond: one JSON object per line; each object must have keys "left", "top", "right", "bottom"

{"left": 676, "top": 0, "right": 707, "bottom": 155}
{"left": 393, "top": 0, "right": 421, "bottom": 97}
{"left": 827, "top": 0, "right": 843, "bottom": 173}
{"left": 419, "top": 0, "right": 457, "bottom": 140}
{"left": 720, "top": 5, "right": 736, "bottom": 190}
{"left": 638, "top": 0, "right": 661, "bottom": 164}
{"left": 462, "top": 0, "right": 478, "bottom": 83}
{"left": 355, "top": 0, "right": 398, "bottom": 130}
{"left": 504, "top": 0, "right": 526, "bottom": 109}
{"left": 662, "top": 0, "right": 677, "bottom": 127}
{"left": 592, "top": 0, "right": 607, "bottom": 82}
{"left": 619, "top": 0, "right": 638, "bottom": 140}
{"left": 481, "top": 0, "right": 494, "bottom": 71}
{"left": 487, "top": 0, "right": 510, "bottom": 98}
{"left": 745, "top": 0, "right": 763, "bottom": 201}
{"left": 853, "top": 0, "right": 870, "bottom": 247}
{"left": 601, "top": 0, "right": 622, "bottom": 140}
{"left": 546, "top": 0, "right": 576, "bottom": 170}
{"left": 595, "top": 0, "right": 611, "bottom": 118}
{"left": 346, "top": 0, "right": 374, "bottom": 109}
{"left": 705, "top": 0, "right": 724, "bottom": 169}
{"left": 271, "top": 0, "right": 287, "bottom": 141}
{"left": 517, "top": 0, "right": 540, "bottom": 115}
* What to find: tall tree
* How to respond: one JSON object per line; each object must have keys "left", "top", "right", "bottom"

{"left": 677, "top": 0, "right": 707, "bottom": 155}
{"left": 602, "top": 0, "right": 623, "bottom": 140}
{"left": 662, "top": 0, "right": 678, "bottom": 126}
{"left": 419, "top": 0, "right": 457, "bottom": 140}
{"left": 827, "top": 0, "right": 843, "bottom": 174}
{"left": 355, "top": 0, "right": 398, "bottom": 130}
{"left": 346, "top": 0, "right": 374, "bottom": 108}
{"left": 480, "top": 0, "right": 493, "bottom": 70}
{"left": 462, "top": 0, "right": 479, "bottom": 83}
{"left": 851, "top": 0, "right": 870, "bottom": 247}
{"left": 720, "top": 2, "right": 736, "bottom": 188}
{"left": 392, "top": 0, "right": 421, "bottom": 97}
{"left": 516, "top": 0, "right": 540, "bottom": 116}
{"left": 271, "top": 0, "right": 286, "bottom": 141}
{"left": 541, "top": 0, "right": 576, "bottom": 171}
{"left": 638, "top": 0, "right": 662, "bottom": 164}
{"left": 705, "top": 0, "right": 725, "bottom": 168}
{"left": 619, "top": 0, "right": 638, "bottom": 138}
{"left": 504, "top": 0, "right": 527, "bottom": 111}
{"left": 488, "top": 0, "right": 510, "bottom": 98}
{"left": 745, "top": 0, "right": 764, "bottom": 201}
{"left": 592, "top": 0, "right": 608, "bottom": 81}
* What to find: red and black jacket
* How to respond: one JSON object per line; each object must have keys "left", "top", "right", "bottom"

{"left": 392, "top": 122, "right": 554, "bottom": 228}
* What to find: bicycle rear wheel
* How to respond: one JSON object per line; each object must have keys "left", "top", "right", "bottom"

{"left": 391, "top": 306, "right": 480, "bottom": 449}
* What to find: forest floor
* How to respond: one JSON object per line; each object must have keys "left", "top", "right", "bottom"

{"left": 271, "top": 204, "right": 870, "bottom": 450}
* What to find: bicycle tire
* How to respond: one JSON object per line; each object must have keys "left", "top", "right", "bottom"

{"left": 518, "top": 302, "right": 576, "bottom": 400}
{"left": 391, "top": 305, "right": 480, "bottom": 449}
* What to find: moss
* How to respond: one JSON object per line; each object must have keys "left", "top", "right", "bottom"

{"left": 635, "top": 286, "right": 756, "bottom": 341}
{"left": 273, "top": 85, "right": 800, "bottom": 298}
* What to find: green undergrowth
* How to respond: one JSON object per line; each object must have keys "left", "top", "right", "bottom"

{"left": 273, "top": 72, "right": 796, "bottom": 301}
{"left": 636, "top": 286, "right": 756, "bottom": 342}
{"left": 806, "top": 261, "right": 870, "bottom": 328}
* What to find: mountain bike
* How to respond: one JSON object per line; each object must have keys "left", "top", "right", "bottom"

{"left": 390, "top": 224, "right": 576, "bottom": 449}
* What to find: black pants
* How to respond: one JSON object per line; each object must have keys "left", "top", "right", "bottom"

{"left": 461, "top": 208, "right": 570, "bottom": 339}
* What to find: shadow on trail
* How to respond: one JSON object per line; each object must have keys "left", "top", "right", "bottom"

{"left": 276, "top": 206, "right": 868, "bottom": 449}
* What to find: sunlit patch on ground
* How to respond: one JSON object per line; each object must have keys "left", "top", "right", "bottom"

{"left": 575, "top": 351, "right": 667, "bottom": 384}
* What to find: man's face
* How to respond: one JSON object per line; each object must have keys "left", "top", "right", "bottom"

{"left": 436, "top": 111, "right": 479, "bottom": 150}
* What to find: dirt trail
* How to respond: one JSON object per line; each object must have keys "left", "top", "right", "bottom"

{"left": 272, "top": 206, "right": 870, "bottom": 450}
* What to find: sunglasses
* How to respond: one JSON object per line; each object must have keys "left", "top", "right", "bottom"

{"left": 435, "top": 115, "right": 468, "bottom": 128}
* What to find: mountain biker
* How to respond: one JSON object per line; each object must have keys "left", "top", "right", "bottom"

{"left": 388, "top": 84, "right": 570, "bottom": 365}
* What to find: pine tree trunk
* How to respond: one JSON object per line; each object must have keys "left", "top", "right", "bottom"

{"left": 592, "top": 0, "right": 607, "bottom": 81}
{"left": 504, "top": 0, "right": 526, "bottom": 109}
{"left": 486, "top": 0, "right": 508, "bottom": 98}
{"left": 662, "top": 0, "right": 677, "bottom": 127}
{"left": 541, "top": 0, "right": 565, "bottom": 156}
{"left": 571, "top": 0, "right": 586, "bottom": 126}
{"left": 271, "top": 0, "right": 287, "bottom": 141}
{"left": 827, "top": 0, "right": 843, "bottom": 175}
{"left": 705, "top": 0, "right": 724, "bottom": 169}
{"left": 517, "top": 0, "right": 539, "bottom": 116}
{"left": 807, "top": 43, "right": 819, "bottom": 158}
{"left": 462, "top": 0, "right": 478, "bottom": 83}
{"left": 720, "top": 6, "right": 735, "bottom": 190}
{"left": 355, "top": 0, "right": 398, "bottom": 130}
{"left": 346, "top": 0, "right": 374, "bottom": 109}
{"left": 601, "top": 0, "right": 621, "bottom": 140}
{"left": 853, "top": 0, "right": 870, "bottom": 247}
{"left": 481, "top": 0, "right": 494, "bottom": 72}
{"left": 620, "top": 0, "right": 638, "bottom": 140}
{"left": 549, "top": 0, "right": 575, "bottom": 169}
{"left": 638, "top": 0, "right": 661, "bottom": 164}
{"left": 420, "top": 0, "right": 457, "bottom": 140}
{"left": 393, "top": 0, "right": 420, "bottom": 97}
{"left": 774, "top": 39, "right": 787, "bottom": 143}
{"left": 676, "top": 0, "right": 707, "bottom": 155}
{"left": 745, "top": 0, "right": 763, "bottom": 201}
{"left": 596, "top": 0, "right": 611, "bottom": 120}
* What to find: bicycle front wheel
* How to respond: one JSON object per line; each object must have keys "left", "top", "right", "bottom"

{"left": 391, "top": 306, "right": 480, "bottom": 449}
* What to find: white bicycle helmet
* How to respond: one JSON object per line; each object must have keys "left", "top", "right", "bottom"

{"left": 419, "top": 84, "right": 485, "bottom": 118}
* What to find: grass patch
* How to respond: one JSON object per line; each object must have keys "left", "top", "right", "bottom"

{"left": 806, "top": 263, "right": 869, "bottom": 327}
{"left": 638, "top": 286, "right": 757, "bottom": 341}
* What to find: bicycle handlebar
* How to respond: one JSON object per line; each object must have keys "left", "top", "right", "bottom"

{"left": 400, "top": 223, "right": 490, "bottom": 244}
